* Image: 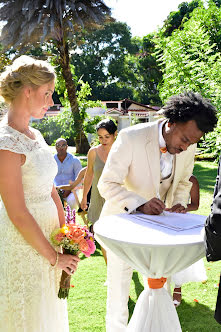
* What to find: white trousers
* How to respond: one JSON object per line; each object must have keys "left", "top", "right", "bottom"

{"left": 106, "top": 250, "right": 133, "bottom": 332}
{"left": 64, "top": 191, "right": 78, "bottom": 210}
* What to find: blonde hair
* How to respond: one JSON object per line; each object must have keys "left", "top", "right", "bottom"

{"left": 0, "top": 55, "right": 56, "bottom": 104}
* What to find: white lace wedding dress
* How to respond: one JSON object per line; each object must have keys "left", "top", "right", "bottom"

{"left": 0, "top": 122, "right": 69, "bottom": 332}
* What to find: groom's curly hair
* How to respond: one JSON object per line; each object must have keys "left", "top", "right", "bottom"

{"left": 162, "top": 91, "right": 218, "bottom": 133}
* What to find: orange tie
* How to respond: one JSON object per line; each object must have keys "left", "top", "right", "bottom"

{"left": 160, "top": 147, "right": 167, "bottom": 153}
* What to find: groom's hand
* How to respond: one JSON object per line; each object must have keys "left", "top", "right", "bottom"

{"left": 137, "top": 197, "right": 165, "bottom": 215}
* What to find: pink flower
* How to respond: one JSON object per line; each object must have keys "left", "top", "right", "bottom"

{"left": 82, "top": 240, "right": 96, "bottom": 257}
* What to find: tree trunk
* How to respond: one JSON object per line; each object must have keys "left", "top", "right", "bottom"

{"left": 57, "top": 39, "right": 90, "bottom": 154}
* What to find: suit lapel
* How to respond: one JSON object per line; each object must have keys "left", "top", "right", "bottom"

{"left": 145, "top": 121, "right": 161, "bottom": 193}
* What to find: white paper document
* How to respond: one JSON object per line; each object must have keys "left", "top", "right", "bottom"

{"left": 133, "top": 211, "right": 206, "bottom": 231}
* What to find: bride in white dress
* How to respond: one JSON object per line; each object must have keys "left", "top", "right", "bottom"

{"left": 0, "top": 55, "right": 80, "bottom": 332}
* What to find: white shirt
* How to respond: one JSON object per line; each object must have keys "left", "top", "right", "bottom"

{"left": 158, "top": 121, "right": 174, "bottom": 179}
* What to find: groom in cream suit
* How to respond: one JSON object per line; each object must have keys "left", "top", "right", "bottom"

{"left": 98, "top": 92, "right": 217, "bottom": 332}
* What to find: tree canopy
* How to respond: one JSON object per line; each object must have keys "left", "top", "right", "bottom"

{"left": 71, "top": 21, "right": 138, "bottom": 100}
{"left": 161, "top": 0, "right": 202, "bottom": 37}
{"left": 156, "top": 1, "right": 221, "bottom": 107}
{"left": 155, "top": 0, "right": 221, "bottom": 158}
{"left": 70, "top": 22, "right": 162, "bottom": 104}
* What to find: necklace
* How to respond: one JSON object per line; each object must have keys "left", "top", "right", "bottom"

{"left": 7, "top": 120, "right": 36, "bottom": 140}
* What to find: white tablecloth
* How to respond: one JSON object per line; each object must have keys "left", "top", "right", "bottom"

{"left": 94, "top": 212, "right": 206, "bottom": 332}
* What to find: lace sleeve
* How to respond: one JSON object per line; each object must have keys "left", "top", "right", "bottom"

{"left": 0, "top": 136, "right": 26, "bottom": 155}
{"left": 0, "top": 126, "right": 36, "bottom": 154}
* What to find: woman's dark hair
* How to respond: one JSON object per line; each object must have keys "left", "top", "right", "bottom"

{"left": 96, "top": 119, "right": 117, "bottom": 135}
{"left": 162, "top": 91, "right": 217, "bottom": 133}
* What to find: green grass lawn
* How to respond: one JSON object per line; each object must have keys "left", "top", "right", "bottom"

{"left": 67, "top": 160, "right": 221, "bottom": 331}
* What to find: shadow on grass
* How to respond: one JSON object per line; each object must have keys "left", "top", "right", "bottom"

{"left": 178, "top": 300, "right": 221, "bottom": 331}
{"left": 127, "top": 280, "right": 221, "bottom": 332}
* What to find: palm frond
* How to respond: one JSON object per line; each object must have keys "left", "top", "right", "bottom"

{"left": 0, "top": 0, "right": 112, "bottom": 50}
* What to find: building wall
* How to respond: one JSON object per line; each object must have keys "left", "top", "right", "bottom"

{"left": 128, "top": 104, "right": 147, "bottom": 110}
{"left": 87, "top": 107, "right": 106, "bottom": 116}
{"left": 118, "top": 116, "right": 130, "bottom": 131}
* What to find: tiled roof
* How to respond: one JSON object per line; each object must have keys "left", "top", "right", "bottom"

{"left": 128, "top": 109, "right": 151, "bottom": 112}
{"left": 106, "top": 108, "right": 124, "bottom": 114}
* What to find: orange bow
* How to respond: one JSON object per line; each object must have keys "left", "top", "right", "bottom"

{"left": 160, "top": 147, "right": 167, "bottom": 153}
{"left": 148, "top": 277, "right": 167, "bottom": 289}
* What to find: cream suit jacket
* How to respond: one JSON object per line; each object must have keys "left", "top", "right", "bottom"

{"left": 98, "top": 120, "right": 196, "bottom": 217}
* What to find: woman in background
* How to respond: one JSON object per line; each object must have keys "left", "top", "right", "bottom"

{"left": 81, "top": 119, "right": 117, "bottom": 264}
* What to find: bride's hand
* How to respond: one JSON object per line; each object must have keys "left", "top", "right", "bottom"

{"left": 57, "top": 253, "right": 80, "bottom": 275}
{"left": 81, "top": 197, "right": 88, "bottom": 211}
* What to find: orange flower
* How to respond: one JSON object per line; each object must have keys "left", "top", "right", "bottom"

{"left": 69, "top": 226, "right": 85, "bottom": 242}
{"left": 194, "top": 299, "right": 199, "bottom": 303}
{"left": 79, "top": 239, "right": 89, "bottom": 252}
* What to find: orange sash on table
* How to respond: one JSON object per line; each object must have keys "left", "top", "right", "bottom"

{"left": 148, "top": 277, "right": 167, "bottom": 289}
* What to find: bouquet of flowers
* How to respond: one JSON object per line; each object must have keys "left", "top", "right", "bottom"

{"left": 50, "top": 205, "right": 96, "bottom": 299}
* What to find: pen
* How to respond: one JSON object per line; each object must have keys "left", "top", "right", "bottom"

{"left": 156, "top": 191, "right": 166, "bottom": 216}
